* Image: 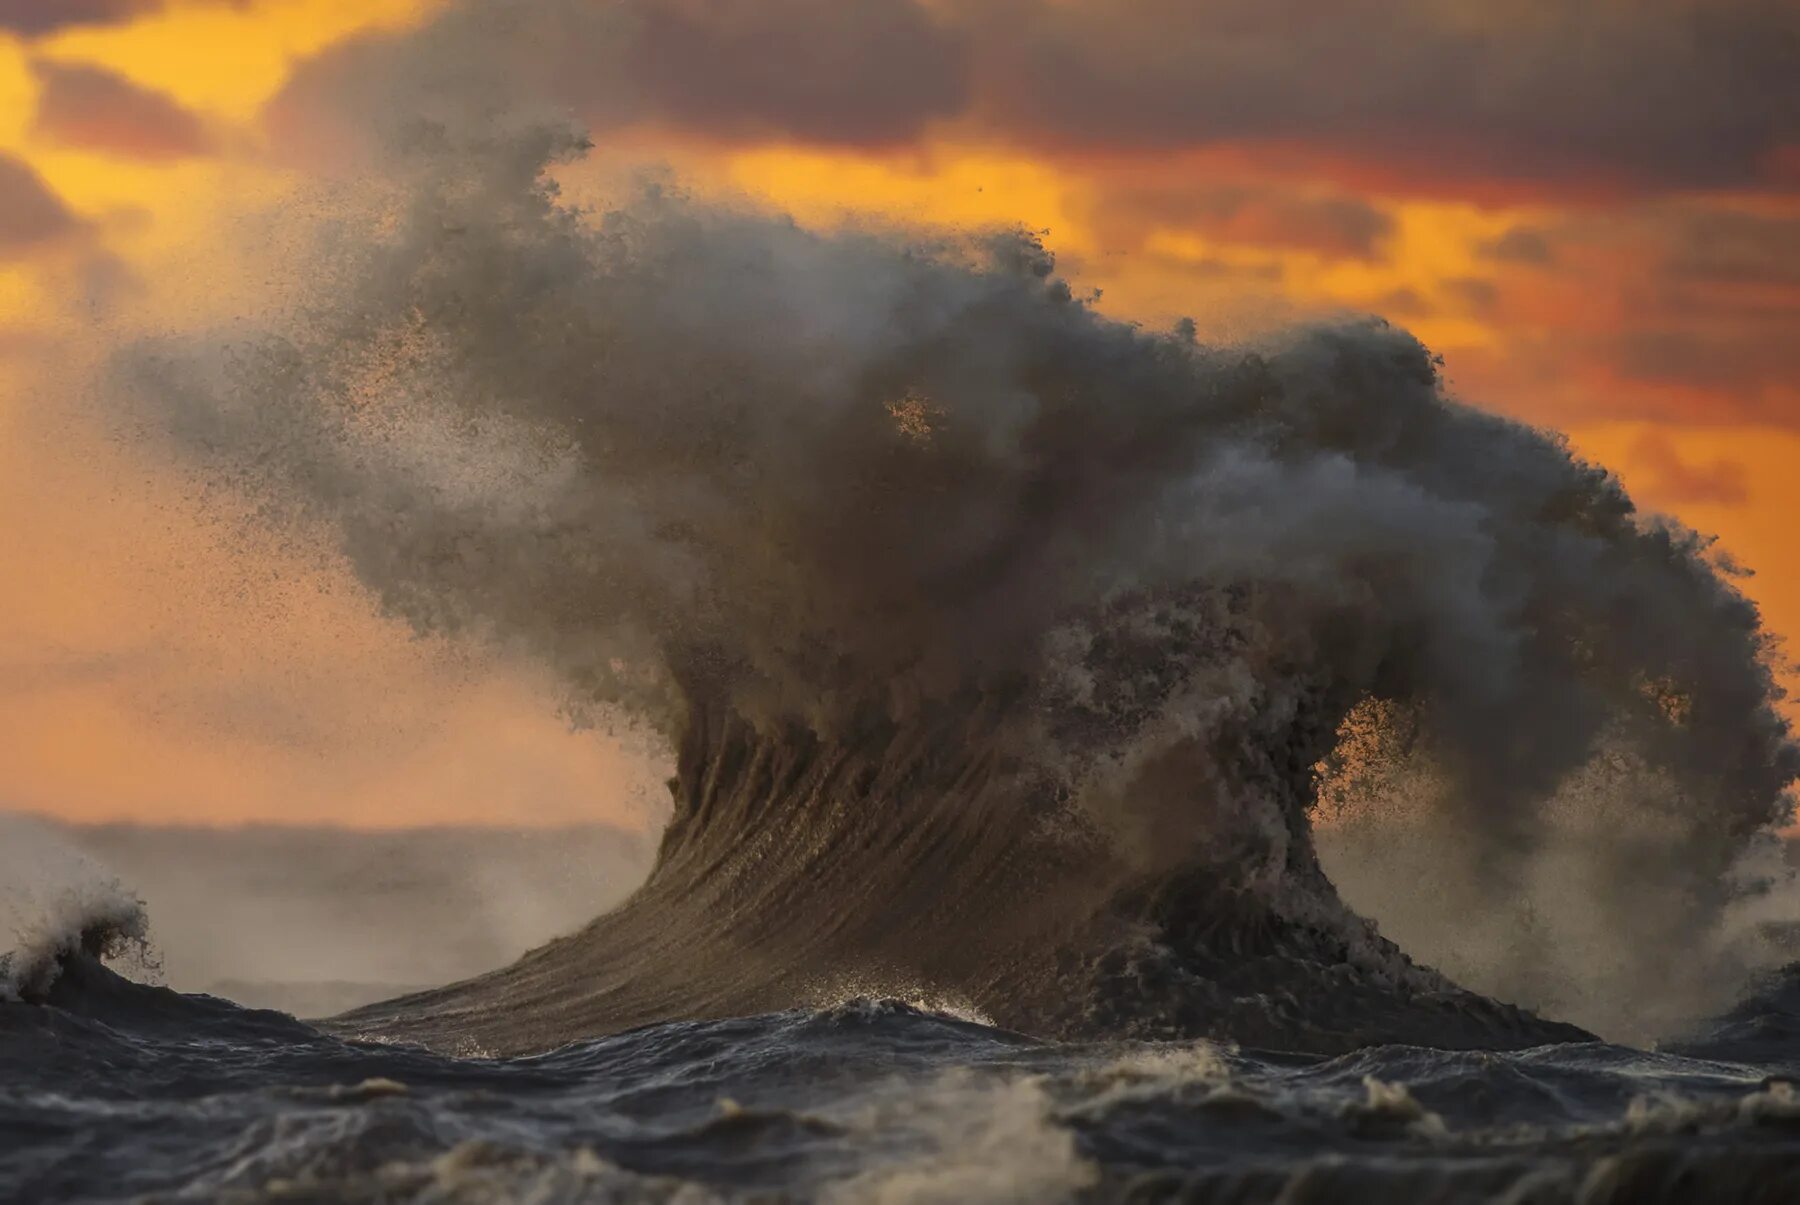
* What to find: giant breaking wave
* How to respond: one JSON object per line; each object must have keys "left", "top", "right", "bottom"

{"left": 122, "top": 116, "right": 1798, "bottom": 1055}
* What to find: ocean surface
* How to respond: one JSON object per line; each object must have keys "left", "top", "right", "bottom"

{"left": 8, "top": 950, "right": 1800, "bottom": 1203}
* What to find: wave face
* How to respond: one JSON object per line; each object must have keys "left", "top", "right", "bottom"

{"left": 123, "top": 113, "right": 1798, "bottom": 1053}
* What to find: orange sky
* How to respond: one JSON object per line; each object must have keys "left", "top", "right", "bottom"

{"left": 1, "top": 0, "right": 1796, "bottom": 829}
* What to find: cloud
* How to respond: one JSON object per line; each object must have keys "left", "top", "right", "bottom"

{"left": 1611, "top": 327, "right": 1800, "bottom": 398}
{"left": 1594, "top": 206, "right": 1800, "bottom": 409}
{"left": 966, "top": 0, "right": 1800, "bottom": 193}
{"left": 32, "top": 60, "right": 213, "bottom": 160}
{"left": 1480, "top": 227, "right": 1556, "bottom": 266}
{"left": 1443, "top": 277, "right": 1500, "bottom": 313}
{"left": 268, "top": 0, "right": 1795, "bottom": 197}
{"left": 0, "top": 0, "right": 161, "bottom": 35}
{"left": 1627, "top": 432, "right": 1750, "bottom": 507}
{"left": 1659, "top": 210, "right": 1800, "bottom": 290}
{"left": 626, "top": 0, "right": 968, "bottom": 145}
{"left": 1456, "top": 201, "right": 1800, "bottom": 425}
{"left": 267, "top": 0, "right": 965, "bottom": 168}
{"left": 1099, "top": 181, "right": 1395, "bottom": 259}
{"left": 0, "top": 153, "right": 83, "bottom": 256}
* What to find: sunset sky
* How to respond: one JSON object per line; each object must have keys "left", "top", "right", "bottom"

{"left": 1, "top": 0, "right": 1796, "bottom": 829}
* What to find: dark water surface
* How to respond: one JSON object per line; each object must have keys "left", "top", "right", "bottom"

{"left": 9, "top": 956, "right": 1800, "bottom": 1203}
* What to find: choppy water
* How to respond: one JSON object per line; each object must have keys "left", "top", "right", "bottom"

{"left": 9, "top": 955, "right": 1800, "bottom": 1203}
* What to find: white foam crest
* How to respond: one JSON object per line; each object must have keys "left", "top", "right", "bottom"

{"left": 0, "top": 815, "right": 152, "bottom": 1000}
{"left": 827, "top": 1071, "right": 1096, "bottom": 1205}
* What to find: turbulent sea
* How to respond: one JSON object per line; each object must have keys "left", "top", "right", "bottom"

{"left": 12, "top": 6, "right": 1800, "bottom": 1194}
{"left": 11, "top": 952, "right": 1800, "bottom": 1203}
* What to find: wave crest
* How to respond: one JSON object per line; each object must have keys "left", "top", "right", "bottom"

{"left": 1, "top": 818, "right": 151, "bottom": 1002}
{"left": 118, "top": 113, "right": 1799, "bottom": 1051}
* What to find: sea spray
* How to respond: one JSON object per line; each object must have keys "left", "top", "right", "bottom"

{"left": 0, "top": 816, "right": 152, "bottom": 1001}
{"left": 106, "top": 0, "right": 1798, "bottom": 1052}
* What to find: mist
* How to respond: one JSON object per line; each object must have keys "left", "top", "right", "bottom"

{"left": 2, "top": 812, "right": 655, "bottom": 1016}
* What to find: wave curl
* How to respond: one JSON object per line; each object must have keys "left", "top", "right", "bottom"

{"left": 116, "top": 105, "right": 1799, "bottom": 1052}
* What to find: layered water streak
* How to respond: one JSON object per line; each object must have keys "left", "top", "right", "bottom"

{"left": 122, "top": 120, "right": 1797, "bottom": 1052}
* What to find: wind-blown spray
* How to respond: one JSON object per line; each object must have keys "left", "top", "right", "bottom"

{"left": 114, "top": 5, "right": 1798, "bottom": 1052}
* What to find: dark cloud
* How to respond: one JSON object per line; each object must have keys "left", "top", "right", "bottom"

{"left": 628, "top": 0, "right": 967, "bottom": 145}
{"left": 1627, "top": 432, "right": 1750, "bottom": 507}
{"left": 1481, "top": 227, "right": 1556, "bottom": 266}
{"left": 0, "top": 0, "right": 161, "bottom": 35}
{"left": 1498, "top": 202, "right": 1800, "bottom": 301}
{"left": 1444, "top": 277, "right": 1500, "bottom": 312}
{"left": 1439, "top": 201, "right": 1800, "bottom": 421}
{"left": 1659, "top": 210, "right": 1800, "bottom": 290}
{"left": 0, "top": 153, "right": 82, "bottom": 255}
{"left": 967, "top": 0, "right": 1800, "bottom": 191}
{"left": 1612, "top": 326, "right": 1800, "bottom": 398}
{"left": 268, "top": 0, "right": 1794, "bottom": 196}
{"left": 1101, "top": 182, "right": 1395, "bottom": 259}
{"left": 268, "top": 0, "right": 965, "bottom": 165}
{"left": 32, "top": 60, "right": 212, "bottom": 160}
{"left": 1586, "top": 204, "right": 1800, "bottom": 410}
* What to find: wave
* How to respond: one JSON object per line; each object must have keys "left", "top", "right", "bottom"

{"left": 109, "top": 62, "right": 1798, "bottom": 1053}
{"left": 17, "top": 953, "right": 1800, "bottom": 1204}
{"left": 0, "top": 816, "right": 152, "bottom": 1003}
{"left": 0, "top": 905, "right": 147, "bottom": 1004}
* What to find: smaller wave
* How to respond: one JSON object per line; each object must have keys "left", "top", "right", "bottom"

{"left": 0, "top": 903, "right": 150, "bottom": 1005}
{"left": 1, "top": 816, "right": 153, "bottom": 1002}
